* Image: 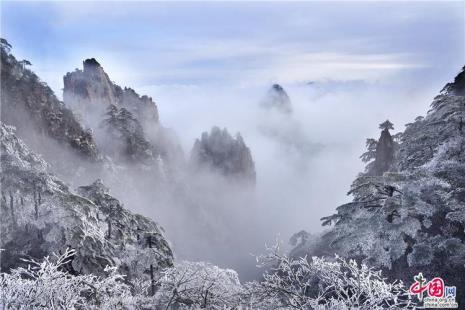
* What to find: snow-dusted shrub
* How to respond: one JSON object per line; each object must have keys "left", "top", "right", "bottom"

{"left": 0, "top": 248, "right": 135, "bottom": 309}
{"left": 153, "top": 260, "right": 243, "bottom": 309}
{"left": 0, "top": 246, "right": 416, "bottom": 309}
{"left": 244, "top": 243, "right": 416, "bottom": 310}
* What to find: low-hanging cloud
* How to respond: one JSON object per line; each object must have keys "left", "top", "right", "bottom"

{"left": 3, "top": 0, "right": 463, "bottom": 282}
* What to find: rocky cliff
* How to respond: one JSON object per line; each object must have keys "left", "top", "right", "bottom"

{"left": 190, "top": 127, "right": 256, "bottom": 183}
{"left": 63, "top": 58, "right": 182, "bottom": 166}
{"left": 0, "top": 124, "right": 173, "bottom": 280}
{"left": 64, "top": 58, "right": 159, "bottom": 126}
{"left": 0, "top": 40, "right": 99, "bottom": 162}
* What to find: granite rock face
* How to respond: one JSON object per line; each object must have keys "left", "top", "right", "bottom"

{"left": 0, "top": 124, "right": 173, "bottom": 279}
{"left": 64, "top": 58, "right": 159, "bottom": 126}
{"left": 191, "top": 127, "right": 256, "bottom": 183}
{"left": 63, "top": 58, "right": 182, "bottom": 166}
{"left": 370, "top": 121, "right": 395, "bottom": 176}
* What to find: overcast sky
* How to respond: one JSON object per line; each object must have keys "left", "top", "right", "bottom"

{"left": 2, "top": 1, "right": 465, "bottom": 240}
{"left": 3, "top": 2, "right": 464, "bottom": 91}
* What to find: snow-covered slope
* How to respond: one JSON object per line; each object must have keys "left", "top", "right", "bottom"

{"left": 0, "top": 42, "right": 99, "bottom": 161}
{"left": 0, "top": 124, "right": 173, "bottom": 279}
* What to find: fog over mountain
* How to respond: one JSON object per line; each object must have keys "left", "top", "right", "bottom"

{"left": 1, "top": 2, "right": 464, "bottom": 309}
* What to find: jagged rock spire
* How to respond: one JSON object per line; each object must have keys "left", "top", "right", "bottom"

{"left": 63, "top": 58, "right": 186, "bottom": 164}
{"left": 191, "top": 126, "right": 256, "bottom": 183}
{"left": 371, "top": 120, "right": 394, "bottom": 175}
{"left": 63, "top": 58, "right": 159, "bottom": 124}
{"left": 261, "top": 84, "right": 292, "bottom": 114}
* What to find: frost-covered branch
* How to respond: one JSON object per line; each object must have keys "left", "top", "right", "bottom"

{"left": 244, "top": 242, "right": 416, "bottom": 310}
{"left": 1, "top": 245, "right": 417, "bottom": 309}
{"left": 0, "top": 248, "right": 135, "bottom": 309}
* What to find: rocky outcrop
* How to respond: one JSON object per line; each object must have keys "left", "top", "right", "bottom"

{"left": 63, "top": 58, "right": 183, "bottom": 166}
{"left": 0, "top": 124, "right": 173, "bottom": 279}
{"left": 64, "top": 58, "right": 159, "bottom": 126}
{"left": 258, "top": 84, "right": 320, "bottom": 165}
{"left": 0, "top": 40, "right": 98, "bottom": 160}
{"left": 260, "top": 84, "right": 292, "bottom": 114}
{"left": 370, "top": 120, "right": 395, "bottom": 175}
{"left": 191, "top": 127, "right": 256, "bottom": 183}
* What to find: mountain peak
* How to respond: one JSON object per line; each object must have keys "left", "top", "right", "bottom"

{"left": 191, "top": 126, "right": 256, "bottom": 183}
{"left": 261, "top": 83, "right": 292, "bottom": 114}
{"left": 272, "top": 83, "right": 285, "bottom": 92}
{"left": 64, "top": 58, "right": 159, "bottom": 124}
{"left": 83, "top": 58, "right": 101, "bottom": 71}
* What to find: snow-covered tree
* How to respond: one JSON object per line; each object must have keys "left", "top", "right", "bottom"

{"left": 103, "top": 105, "right": 153, "bottom": 162}
{"left": 0, "top": 38, "right": 12, "bottom": 52}
{"left": 0, "top": 124, "right": 173, "bottom": 286}
{"left": 310, "top": 66, "right": 465, "bottom": 306}
{"left": 244, "top": 242, "right": 416, "bottom": 310}
{"left": 1, "top": 243, "right": 419, "bottom": 309}
{"left": 153, "top": 260, "right": 243, "bottom": 309}
{"left": 0, "top": 248, "right": 136, "bottom": 309}
{"left": 379, "top": 120, "right": 394, "bottom": 131}
{"left": 360, "top": 138, "right": 378, "bottom": 163}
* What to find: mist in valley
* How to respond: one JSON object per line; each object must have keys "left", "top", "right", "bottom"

{"left": 2, "top": 62, "right": 453, "bottom": 281}
{"left": 2, "top": 1, "right": 463, "bottom": 282}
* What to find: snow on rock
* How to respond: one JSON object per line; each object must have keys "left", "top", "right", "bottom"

{"left": 0, "top": 123, "right": 173, "bottom": 280}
